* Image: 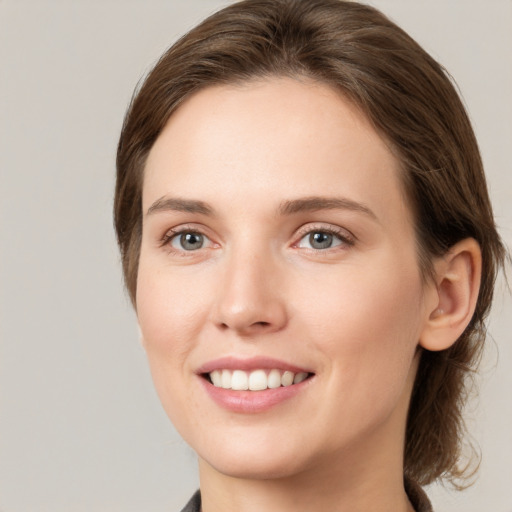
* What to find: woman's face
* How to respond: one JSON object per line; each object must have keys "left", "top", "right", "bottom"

{"left": 137, "top": 78, "right": 437, "bottom": 480}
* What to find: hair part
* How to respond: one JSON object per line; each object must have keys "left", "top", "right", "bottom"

{"left": 115, "top": 0, "right": 506, "bottom": 487}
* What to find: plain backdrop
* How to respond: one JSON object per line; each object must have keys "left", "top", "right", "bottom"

{"left": 0, "top": 1, "right": 511, "bottom": 511}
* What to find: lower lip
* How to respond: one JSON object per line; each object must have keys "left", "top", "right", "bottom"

{"left": 199, "top": 377, "right": 312, "bottom": 414}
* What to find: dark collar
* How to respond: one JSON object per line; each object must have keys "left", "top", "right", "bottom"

{"left": 180, "top": 481, "right": 433, "bottom": 512}
{"left": 404, "top": 478, "right": 434, "bottom": 512}
{"left": 179, "top": 490, "right": 201, "bottom": 512}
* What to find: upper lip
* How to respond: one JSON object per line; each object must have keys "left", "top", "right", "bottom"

{"left": 196, "top": 356, "right": 312, "bottom": 375}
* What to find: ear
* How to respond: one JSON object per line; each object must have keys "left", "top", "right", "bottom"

{"left": 419, "top": 238, "right": 482, "bottom": 352}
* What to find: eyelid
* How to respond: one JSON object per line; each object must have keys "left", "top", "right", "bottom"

{"left": 292, "top": 222, "right": 356, "bottom": 249}
{"left": 158, "top": 222, "right": 355, "bottom": 253}
{"left": 160, "top": 223, "right": 218, "bottom": 251}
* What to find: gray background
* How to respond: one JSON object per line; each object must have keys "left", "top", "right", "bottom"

{"left": 0, "top": 1, "right": 510, "bottom": 510}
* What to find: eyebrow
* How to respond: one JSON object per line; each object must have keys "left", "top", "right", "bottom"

{"left": 278, "top": 196, "right": 377, "bottom": 219}
{"left": 146, "top": 197, "right": 213, "bottom": 216}
{"left": 145, "top": 195, "right": 377, "bottom": 220}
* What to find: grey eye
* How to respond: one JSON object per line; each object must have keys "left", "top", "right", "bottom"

{"left": 308, "top": 232, "right": 334, "bottom": 249}
{"left": 172, "top": 232, "right": 205, "bottom": 251}
{"left": 296, "top": 230, "right": 345, "bottom": 250}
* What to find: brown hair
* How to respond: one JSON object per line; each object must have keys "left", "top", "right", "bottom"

{"left": 115, "top": 0, "right": 506, "bottom": 487}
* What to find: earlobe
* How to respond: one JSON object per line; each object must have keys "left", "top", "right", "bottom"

{"left": 419, "top": 238, "right": 482, "bottom": 352}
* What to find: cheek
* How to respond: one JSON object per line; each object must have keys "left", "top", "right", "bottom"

{"left": 297, "top": 258, "right": 424, "bottom": 345}
{"left": 136, "top": 264, "right": 209, "bottom": 355}
{"left": 296, "top": 261, "right": 424, "bottom": 412}
{"left": 135, "top": 264, "right": 211, "bottom": 418}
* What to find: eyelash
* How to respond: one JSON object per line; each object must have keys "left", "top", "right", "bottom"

{"left": 160, "top": 225, "right": 213, "bottom": 253}
{"left": 160, "top": 223, "right": 355, "bottom": 254}
{"left": 293, "top": 224, "right": 355, "bottom": 251}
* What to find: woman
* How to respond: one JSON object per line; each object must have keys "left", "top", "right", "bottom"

{"left": 114, "top": 1, "right": 505, "bottom": 510}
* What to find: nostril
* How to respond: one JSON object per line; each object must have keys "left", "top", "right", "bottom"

{"left": 217, "top": 319, "right": 273, "bottom": 334}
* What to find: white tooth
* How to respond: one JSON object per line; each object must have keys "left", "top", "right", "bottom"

{"left": 221, "top": 369, "right": 232, "bottom": 389}
{"left": 293, "top": 372, "right": 308, "bottom": 384}
{"left": 249, "top": 369, "right": 267, "bottom": 391}
{"left": 281, "top": 371, "right": 294, "bottom": 387}
{"left": 267, "top": 369, "right": 282, "bottom": 389}
{"left": 210, "top": 370, "right": 222, "bottom": 387}
{"left": 231, "top": 370, "right": 249, "bottom": 390}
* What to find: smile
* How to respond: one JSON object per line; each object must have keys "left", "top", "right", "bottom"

{"left": 198, "top": 357, "right": 314, "bottom": 412}
{"left": 208, "top": 369, "right": 310, "bottom": 391}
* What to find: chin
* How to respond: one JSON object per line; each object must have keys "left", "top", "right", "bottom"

{"left": 203, "top": 451, "right": 308, "bottom": 481}
{"left": 195, "top": 430, "right": 315, "bottom": 481}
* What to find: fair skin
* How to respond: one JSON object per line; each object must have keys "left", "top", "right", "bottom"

{"left": 137, "top": 78, "right": 481, "bottom": 512}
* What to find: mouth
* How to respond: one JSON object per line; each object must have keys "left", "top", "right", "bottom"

{"left": 198, "top": 358, "right": 314, "bottom": 412}
{"left": 203, "top": 368, "right": 313, "bottom": 391}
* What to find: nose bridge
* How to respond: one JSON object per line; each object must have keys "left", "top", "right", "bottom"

{"left": 213, "top": 237, "right": 287, "bottom": 334}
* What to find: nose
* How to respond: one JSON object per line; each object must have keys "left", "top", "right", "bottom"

{"left": 211, "top": 248, "right": 288, "bottom": 336}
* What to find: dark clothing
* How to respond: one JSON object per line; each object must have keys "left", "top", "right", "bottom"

{"left": 180, "top": 490, "right": 201, "bottom": 512}
{"left": 179, "top": 480, "right": 433, "bottom": 511}
{"left": 404, "top": 478, "right": 434, "bottom": 512}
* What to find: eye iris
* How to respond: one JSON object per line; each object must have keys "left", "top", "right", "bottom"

{"left": 309, "top": 231, "right": 333, "bottom": 249}
{"left": 180, "top": 232, "right": 204, "bottom": 250}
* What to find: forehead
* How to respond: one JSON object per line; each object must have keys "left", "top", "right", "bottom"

{"left": 143, "top": 78, "right": 409, "bottom": 226}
